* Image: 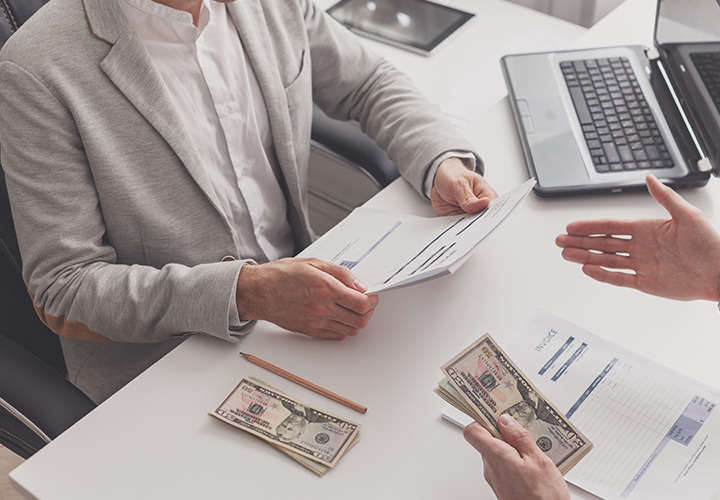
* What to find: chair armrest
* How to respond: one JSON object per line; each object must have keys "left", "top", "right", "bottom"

{"left": 0, "top": 334, "right": 95, "bottom": 447}
{"left": 311, "top": 106, "right": 400, "bottom": 188}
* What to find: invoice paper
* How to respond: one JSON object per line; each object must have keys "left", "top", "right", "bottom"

{"left": 299, "top": 178, "right": 534, "bottom": 294}
{"left": 505, "top": 310, "right": 720, "bottom": 500}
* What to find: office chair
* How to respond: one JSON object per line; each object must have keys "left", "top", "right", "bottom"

{"left": 0, "top": 0, "right": 97, "bottom": 460}
{"left": 309, "top": 106, "right": 400, "bottom": 234}
{"left": 311, "top": 106, "right": 399, "bottom": 190}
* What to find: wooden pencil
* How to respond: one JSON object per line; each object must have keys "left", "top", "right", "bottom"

{"left": 239, "top": 352, "right": 367, "bottom": 414}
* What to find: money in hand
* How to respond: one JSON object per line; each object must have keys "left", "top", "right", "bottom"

{"left": 436, "top": 334, "right": 592, "bottom": 474}
{"left": 210, "top": 377, "right": 360, "bottom": 474}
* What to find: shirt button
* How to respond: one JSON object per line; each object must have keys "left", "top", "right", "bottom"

{"left": 256, "top": 226, "right": 264, "bottom": 236}
{"left": 223, "top": 104, "right": 232, "bottom": 115}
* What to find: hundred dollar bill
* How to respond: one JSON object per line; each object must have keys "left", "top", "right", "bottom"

{"left": 210, "top": 377, "right": 360, "bottom": 470}
{"left": 438, "top": 334, "right": 592, "bottom": 475}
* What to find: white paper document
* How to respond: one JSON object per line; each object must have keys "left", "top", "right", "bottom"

{"left": 299, "top": 179, "right": 534, "bottom": 294}
{"left": 504, "top": 310, "right": 720, "bottom": 500}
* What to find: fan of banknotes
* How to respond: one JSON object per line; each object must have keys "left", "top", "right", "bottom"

{"left": 435, "top": 334, "right": 593, "bottom": 475}
{"left": 210, "top": 377, "right": 360, "bottom": 476}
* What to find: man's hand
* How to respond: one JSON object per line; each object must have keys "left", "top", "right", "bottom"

{"left": 235, "top": 258, "right": 379, "bottom": 339}
{"left": 430, "top": 157, "right": 498, "bottom": 216}
{"left": 556, "top": 174, "right": 720, "bottom": 301}
{"left": 463, "top": 415, "right": 570, "bottom": 500}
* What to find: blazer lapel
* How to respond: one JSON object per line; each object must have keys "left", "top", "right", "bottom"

{"left": 226, "top": 1, "right": 305, "bottom": 215}
{"left": 81, "top": 0, "right": 225, "bottom": 214}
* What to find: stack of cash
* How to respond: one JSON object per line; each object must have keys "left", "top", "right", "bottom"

{"left": 210, "top": 377, "right": 360, "bottom": 476}
{"left": 435, "top": 334, "right": 592, "bottom": 475}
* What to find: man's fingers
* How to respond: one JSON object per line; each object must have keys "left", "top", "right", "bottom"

{"left": 556, "top": 234, "right": 632, "bottom": 254}
{"left": 561, "top": 247, "right": 633, "bottom": 269}
{"left": 300, "top": 328, "right": 347, "bottom": 340}
{"left": 309, "top": 259, "right": 362, "bottom": 289}
{"left": 497, "top": 414, "right": 545, "bottom": 460}
{"left": 463, "top": 422, "right": 521, "bottom": 463}
{"left": 306, "top": 258, "right": 379, "bottom": 313}
{"left": 460, "top": 195, "right": 490, "bottom": 214}
{"left": 582, "top": 264, "right": 639, "bottom": 289}
{"left": 328, "top": 302, "right": 377, "bottom": 329}
{"left": 564, "top": 219, "right": 636, "bottom": 237}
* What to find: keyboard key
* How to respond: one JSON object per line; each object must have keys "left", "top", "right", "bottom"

{"left": 618, "top": 145, "right": 634, "bottom": 162}
{"left": 647, "top": 145, "right": 660, "bottom": 160}
{"left": 603, "top": 142, "right": 620, "bottom": 163}
{"left": 568, "top": 86, "right": 593, "bottom": 124}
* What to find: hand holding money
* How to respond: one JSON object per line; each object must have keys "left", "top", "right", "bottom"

{"left": 435, "top": 334, "right": 592, "bottom": 475}
{"left": 464, "top": 414, "right": 571, "bottom": 500}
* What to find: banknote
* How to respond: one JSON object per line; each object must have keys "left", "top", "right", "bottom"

{"left": 438, "top": 334, "right": 592, "bottom": 474}
{"left": 210, "top": 377, "right": 361, "bottom": 470}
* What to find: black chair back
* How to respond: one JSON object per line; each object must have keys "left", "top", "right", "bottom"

{"left": 0, "top": 0, "right": 97, "bottom": 461}
{"left": 0, "top": 0, "right": 66, "bottom": 374}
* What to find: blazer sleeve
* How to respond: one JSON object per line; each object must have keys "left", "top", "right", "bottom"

{"left": 0, "top": 60, "right": 246, "bottom": 344}
{"left": 301, "top": 0, "right": 484, "bottom": 193}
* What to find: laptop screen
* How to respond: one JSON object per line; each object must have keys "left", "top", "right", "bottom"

{"left": 655, "top": 0, "right": 720, "bottom": 174}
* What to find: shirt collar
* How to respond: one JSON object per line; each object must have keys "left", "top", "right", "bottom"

{"left": 120, "top": 0, "right": 212, "bottom": 33}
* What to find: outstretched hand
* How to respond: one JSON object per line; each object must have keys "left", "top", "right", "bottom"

{"left": 235, "top": 257, "right": 379, "bottom": 339}
{"left": 556, "top": 175, "right": 720, "bottom": 301}
{"left": 464, "top": 414, "right": 570, "bottom": 500}
{"left": 430, "top": 157, "right": 498, "bottom": 216}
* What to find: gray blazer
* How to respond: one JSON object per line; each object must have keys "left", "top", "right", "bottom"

{"left": 0, "top": 0, "right": 481, "bottom": 401}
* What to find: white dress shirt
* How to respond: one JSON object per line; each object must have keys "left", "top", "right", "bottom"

{"left": 116, "top": 0, "right": 476, "bottom": 331}
{"left": 117, "top": 0, "right": 294, "bottom": 264}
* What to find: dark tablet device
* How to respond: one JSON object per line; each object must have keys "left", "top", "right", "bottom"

{"left": 327, "top": 0, "right": 474, "bottom": 55}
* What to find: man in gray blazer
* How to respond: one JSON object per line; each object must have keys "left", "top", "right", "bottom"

{"left": 0, "top": 0, "right": 497, "bottom": 403}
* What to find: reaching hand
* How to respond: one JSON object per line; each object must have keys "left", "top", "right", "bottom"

{"left": 555, "top": 175, "right": 720, "bottom": 301}
{"left": 464, "top": 414, "right": 570, "bottom": 500}
{"left": 430, "top": 157, "right": 498, "bottom": 216}
{"left": 234, "top": 257, "right": 379, "bottom": 339}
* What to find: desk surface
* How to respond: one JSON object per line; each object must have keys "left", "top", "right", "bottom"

{"left": 11, "top": 0, "right": 720, "bottom": 498}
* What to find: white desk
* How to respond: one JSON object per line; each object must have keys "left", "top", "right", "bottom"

{"left": 11, "top": 0, "right": 720, "bottom": 498}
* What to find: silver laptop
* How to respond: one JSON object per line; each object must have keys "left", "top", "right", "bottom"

{"left": 501, "top": 0, "right": 720, "bottom": 196}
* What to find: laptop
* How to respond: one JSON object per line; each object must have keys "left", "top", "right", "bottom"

{"left": 501, "top": 0, "right": 720, "bottom": 196}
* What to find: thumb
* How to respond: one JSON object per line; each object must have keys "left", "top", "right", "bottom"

{"left": 457, "top": 183, "right": 485, "bottom": 213}
{"left": 497, "top": 414, "right": 542, "bottom": 459}
{"left": 645, "top": 174, "right": 692, "bottom": 219}
{"left": 310, "top": 260, "right": 367, "bottom": 292}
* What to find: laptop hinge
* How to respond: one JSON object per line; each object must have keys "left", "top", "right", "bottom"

{"left": 655, "top": 58, "right": 709, "bottom": 171}
{"left": 646, "top": 48, "right": 660, "bottom": 61}
{"left": 697, "top": 158, "right": 713, "bottom": 173}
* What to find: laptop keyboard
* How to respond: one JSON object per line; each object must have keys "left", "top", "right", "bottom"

{"left": 561, "top": 57, "right": 674, "bottom": 173}
{"left": 690, "top": 51, "right": 720, "bottom": 112}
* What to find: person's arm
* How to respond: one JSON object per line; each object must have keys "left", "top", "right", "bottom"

{"left": 300, "top": 0, "right": 497, "bottom": 215}
{"left": 464, "top": 415, "right": 570, "bottom": 500}
{"left": 555, "top": 175, "right": 720, "bottom": 301}
{"left": 235, "top": 257, "right": 378, "bottom": 340}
